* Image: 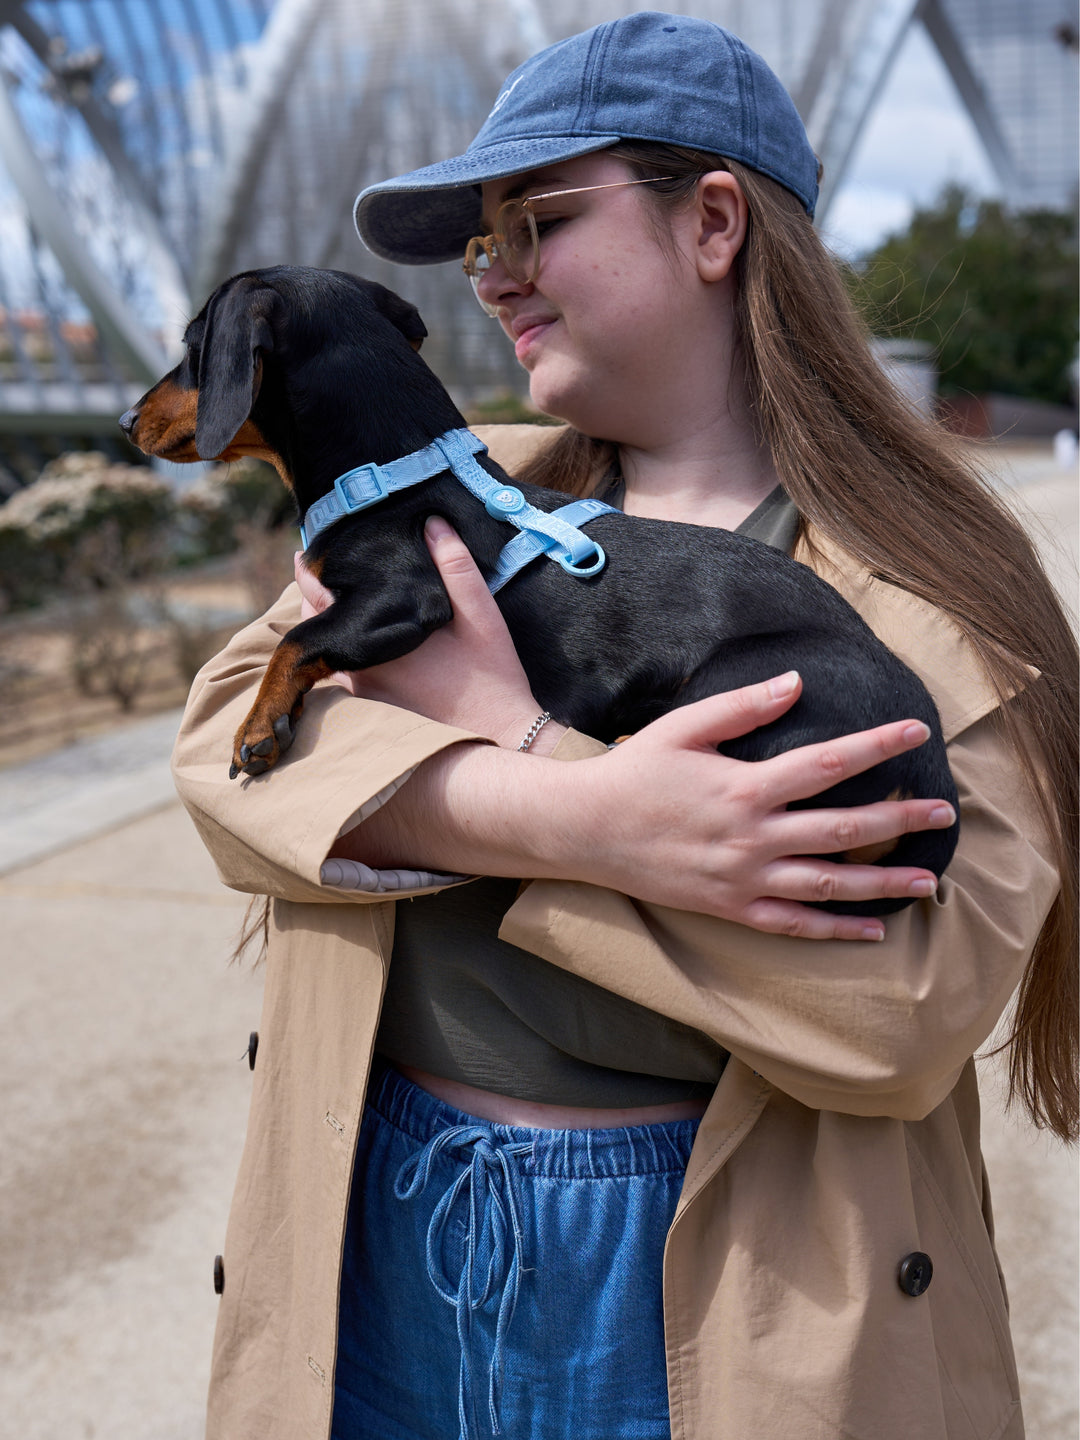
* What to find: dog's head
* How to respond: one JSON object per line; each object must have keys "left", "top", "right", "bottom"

{"left": 118, "top": 268, "right": 428, "bottom": 477}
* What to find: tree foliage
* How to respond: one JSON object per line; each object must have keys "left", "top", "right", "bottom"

{"left": 846, "top": 185, "right": 1078, "bottom": 405}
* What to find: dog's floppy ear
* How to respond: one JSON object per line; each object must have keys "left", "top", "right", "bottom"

{"left": 194, "top": 278, "right": 278, "bottom": 458}
{"left": 372, "top": 284, "right": 427, "bottom": 352}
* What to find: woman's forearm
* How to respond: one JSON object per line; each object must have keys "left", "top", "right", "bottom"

{"left": 329, "top": 739, "right": 589, "bottom": 880}
{"left": 330, "top": 689, "right": 957, "bottom": 942}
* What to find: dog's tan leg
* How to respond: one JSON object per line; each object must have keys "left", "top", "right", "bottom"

{"left": 231, "top": 640, "right": 332, "bottom": 777}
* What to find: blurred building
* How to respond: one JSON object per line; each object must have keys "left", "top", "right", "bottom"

{"left": 0, "top": 0, "right": 1075, "bottom": 482}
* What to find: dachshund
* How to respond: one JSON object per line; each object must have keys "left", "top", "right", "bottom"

{"left": 120, "top": 265, "right": 959, "bottom": 915}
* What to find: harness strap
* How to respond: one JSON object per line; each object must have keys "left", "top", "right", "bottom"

{"left": 487, "top": 496, "right": 616, "bottom": 593}
{"left": 299, "top": 429, "right": 488, "bottom": 549}
{"left": 298, "top": 426, "right": 616, "bottom": 588}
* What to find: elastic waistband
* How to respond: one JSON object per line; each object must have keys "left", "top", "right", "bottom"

{"left": 367, "top": 1058, "right": 698, "bottom": 1179}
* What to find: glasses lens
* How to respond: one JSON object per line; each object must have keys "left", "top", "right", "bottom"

{"left": 466, "top": 249, "right": 501, "bottom": 317}
{"left": 495, "top": 201, "right": 538, "bottom": 284}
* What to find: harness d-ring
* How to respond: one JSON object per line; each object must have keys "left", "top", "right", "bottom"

{"left": 554, "top": 541, "right": 606, "bottom": 578}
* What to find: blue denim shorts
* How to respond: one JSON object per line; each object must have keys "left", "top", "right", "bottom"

{"left": 331, "top": 1060, "right": 699, "bottom": 1440}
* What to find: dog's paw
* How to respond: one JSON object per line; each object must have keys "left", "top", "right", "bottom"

{"left": 230, "top": 709, "right": 300, "bottom": 779}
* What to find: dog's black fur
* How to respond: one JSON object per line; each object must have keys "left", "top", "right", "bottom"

{"left": 121, "top": 265, "right": 959, "bottom": 914}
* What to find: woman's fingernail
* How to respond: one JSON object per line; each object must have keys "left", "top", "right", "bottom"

{"left": 902, "top": 722, "right": 931, "bottom": 744}
{"left": 425, "top": 515, "right": 453, "bottom": 542}
{"left": 929, "top": 804, "right": 956, "bottom": 826}
{"left": 909, "top": 877, "right": 937, "bottom": 896}
{"left": 862, "top": 924, "right": 885, "bottom": 942}
{"left": 768, "top": 671, "right": 799, "bottom": 698}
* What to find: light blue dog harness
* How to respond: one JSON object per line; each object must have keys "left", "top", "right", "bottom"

{"left": 298, "top": 426, "right": 616, "bottom": 593}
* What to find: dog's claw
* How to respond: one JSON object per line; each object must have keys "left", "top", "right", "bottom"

{"left": 229, "top": 762, "right": 239, "bottom": 780}
{"left": 273, "top": 713, "right": 295, "bottom": 754}
{"left": 239, "top": 743, "right": 251, "bottom": 763}
{"left": 243, "top": 757, "right": 270, "bottom": 776}
{"left": 250, "top": 736, "right": 275, "bottom": 758}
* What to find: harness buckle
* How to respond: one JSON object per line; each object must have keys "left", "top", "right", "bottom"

{"left": 336, "top": 462, "right": 390, "bottom": 513}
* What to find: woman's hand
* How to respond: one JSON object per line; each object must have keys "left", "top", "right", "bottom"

{"left": 561, "top": 683, "right": 955, "bottom": 940}
{"left": 295, "top": 517, "right": 565, "bottom": 753}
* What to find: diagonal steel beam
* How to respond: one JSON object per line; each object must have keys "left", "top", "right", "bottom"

{"left": 193, "top": 0, "right": 329, "bottom": 299}
{"left": 811, "top": 0, "right": 921, "bottom": 224}
{"left": 0, "top": 2, "right": 186, "bottom": 273}
{"left": 0, "top": 66, "right": 168, "bottom": 382}
{"left": 792, "top": 0, "right": 852, "bottom": 119}
{"left": 916, "top": 0, "right": 1020, "bottom": 195}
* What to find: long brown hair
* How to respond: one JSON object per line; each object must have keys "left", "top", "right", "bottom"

{"left": 517, "top": 142, "right": 1079, "bottom": 1143}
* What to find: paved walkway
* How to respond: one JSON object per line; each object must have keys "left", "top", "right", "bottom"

{"left": 0, "top": 708, "right": 186, "bottom": 875}
{"left": 0, "top": 445, "right": 1076, "bottom": 1438}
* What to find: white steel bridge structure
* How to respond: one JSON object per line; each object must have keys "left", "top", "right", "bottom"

{"left": 0, "top": 0, "right": 1075, "bottom": 480}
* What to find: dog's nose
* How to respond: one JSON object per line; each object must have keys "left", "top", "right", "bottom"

{"left": 118, "top": 406, "right": 139, "bottom": 437}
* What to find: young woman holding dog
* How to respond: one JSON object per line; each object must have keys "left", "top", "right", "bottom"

{"left": 172, "top": 13, "right": 1077, "bottom": 1440}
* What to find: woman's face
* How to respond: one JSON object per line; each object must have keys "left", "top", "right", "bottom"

{"left": 476, "top": 153, "right": 713, "bottom": 443}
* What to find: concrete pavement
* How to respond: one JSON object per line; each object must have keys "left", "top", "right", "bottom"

{"left": 0, "top": 444, "right": 1076, "bottom": 1438}
{"left": 0, "top": 799, "right": 258, "bottom": 1440}
{"left": 0, "top": 708, "right": 187, "bottom": 876}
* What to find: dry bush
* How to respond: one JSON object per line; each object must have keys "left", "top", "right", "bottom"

{"left": 67, "top": 590, "right": 162, "bottom": 713}
{"left": 62, "top": 519, "right": 166, "bottom": 714}
{"left": 235, "top": 514, "right": 298, "bottom": 615}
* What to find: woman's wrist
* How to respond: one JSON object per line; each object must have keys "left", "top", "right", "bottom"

{"left": 506, "top": 710, "right": 567, "bottom": 757}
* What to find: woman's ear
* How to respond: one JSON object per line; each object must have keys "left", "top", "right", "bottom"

{"left": 692, "top": 171, "right": 748, "bottom": 283}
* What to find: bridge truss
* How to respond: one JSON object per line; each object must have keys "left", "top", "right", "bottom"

{"left": 0, "top": 0, "right": 1074, "bottom": 481}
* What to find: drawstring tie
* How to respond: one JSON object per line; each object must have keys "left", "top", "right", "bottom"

{"left": 395, "top": 1124, "right": 533, "bottom": 1439}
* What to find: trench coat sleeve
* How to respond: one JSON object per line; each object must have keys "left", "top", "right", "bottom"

{"left": 170, "top": 582, "right": 493, "bottom": 903}
{"left": 499, "top": 540, "right": 1061, "bottom": 1122}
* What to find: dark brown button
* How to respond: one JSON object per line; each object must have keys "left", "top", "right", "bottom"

{"left": 213, "top": 1254, "right": 225, "bottom": 1295}
{"left": 248, "top": 1032, "right": 259, "bottom": 1070}
{"left": 898, "top": 1251, "right": 933, "bottom": 1296}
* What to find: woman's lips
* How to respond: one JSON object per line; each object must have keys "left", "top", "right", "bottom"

{"left": 511, "top": 315, "right": 556, "bottom": 362}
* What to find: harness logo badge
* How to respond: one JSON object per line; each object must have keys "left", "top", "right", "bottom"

{"left": 485, "top": 486, "right": 527, "bottom": 518}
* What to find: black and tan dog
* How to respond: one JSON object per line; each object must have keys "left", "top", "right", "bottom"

{"left": 120, "top": 265, "right": 958, "bottom": 914}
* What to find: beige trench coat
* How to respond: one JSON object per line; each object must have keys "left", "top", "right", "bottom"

{"left": 172, "top": 426, "right": 1058, "bottom": 1440}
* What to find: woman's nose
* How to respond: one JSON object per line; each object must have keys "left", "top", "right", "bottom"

{"left": 476, "top": 254, "right": 533, "bottom": 310}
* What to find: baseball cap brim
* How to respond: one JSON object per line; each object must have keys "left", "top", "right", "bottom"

{"left": 354, "top": 135, "right": 621, "bottom": 266}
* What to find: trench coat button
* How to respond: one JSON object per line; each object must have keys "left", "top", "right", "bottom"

{"left": 898, "top": 1251, "right": 933, "bottom": 1296}
{"left": 248, "top": 1031, "right": 259, "bottom": 1070}
{"left": 213, "top": 1255, "right": 225, "bottom": 1295}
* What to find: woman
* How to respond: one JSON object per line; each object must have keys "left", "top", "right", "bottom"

{"left": 173, "top": 14, "right": 1077, "bottom": 1440}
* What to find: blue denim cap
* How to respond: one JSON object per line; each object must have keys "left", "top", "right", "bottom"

{"left": 354, "top": 11, "right": 819, "bottom": 266}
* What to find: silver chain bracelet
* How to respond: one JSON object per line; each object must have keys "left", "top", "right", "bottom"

{"left": 517, "top": 711, "right": 553, "bottom": 752}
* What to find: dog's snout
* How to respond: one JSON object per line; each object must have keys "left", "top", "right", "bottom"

{"left": 118, "top": 406, "right": 139, "bottom": 437}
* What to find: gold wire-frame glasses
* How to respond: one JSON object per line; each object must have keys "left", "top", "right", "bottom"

{"left": 462, "top": 177, "right": 674, "bottom": 316}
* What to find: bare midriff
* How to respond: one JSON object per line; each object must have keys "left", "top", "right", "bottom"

{"left": 398, "top": 1065, "right": 710, "bottom": 1129}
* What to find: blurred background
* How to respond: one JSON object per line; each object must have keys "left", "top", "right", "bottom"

{"left": 0, "top": 3, "right": 1076, "bottom": 1438}
{"left": 0, "top": 0, "right": 1075, "bottom": 465}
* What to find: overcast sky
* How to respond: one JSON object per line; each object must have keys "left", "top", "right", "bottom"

{"left": 819, "top": 18, "right": 1002, "bottom": 260}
